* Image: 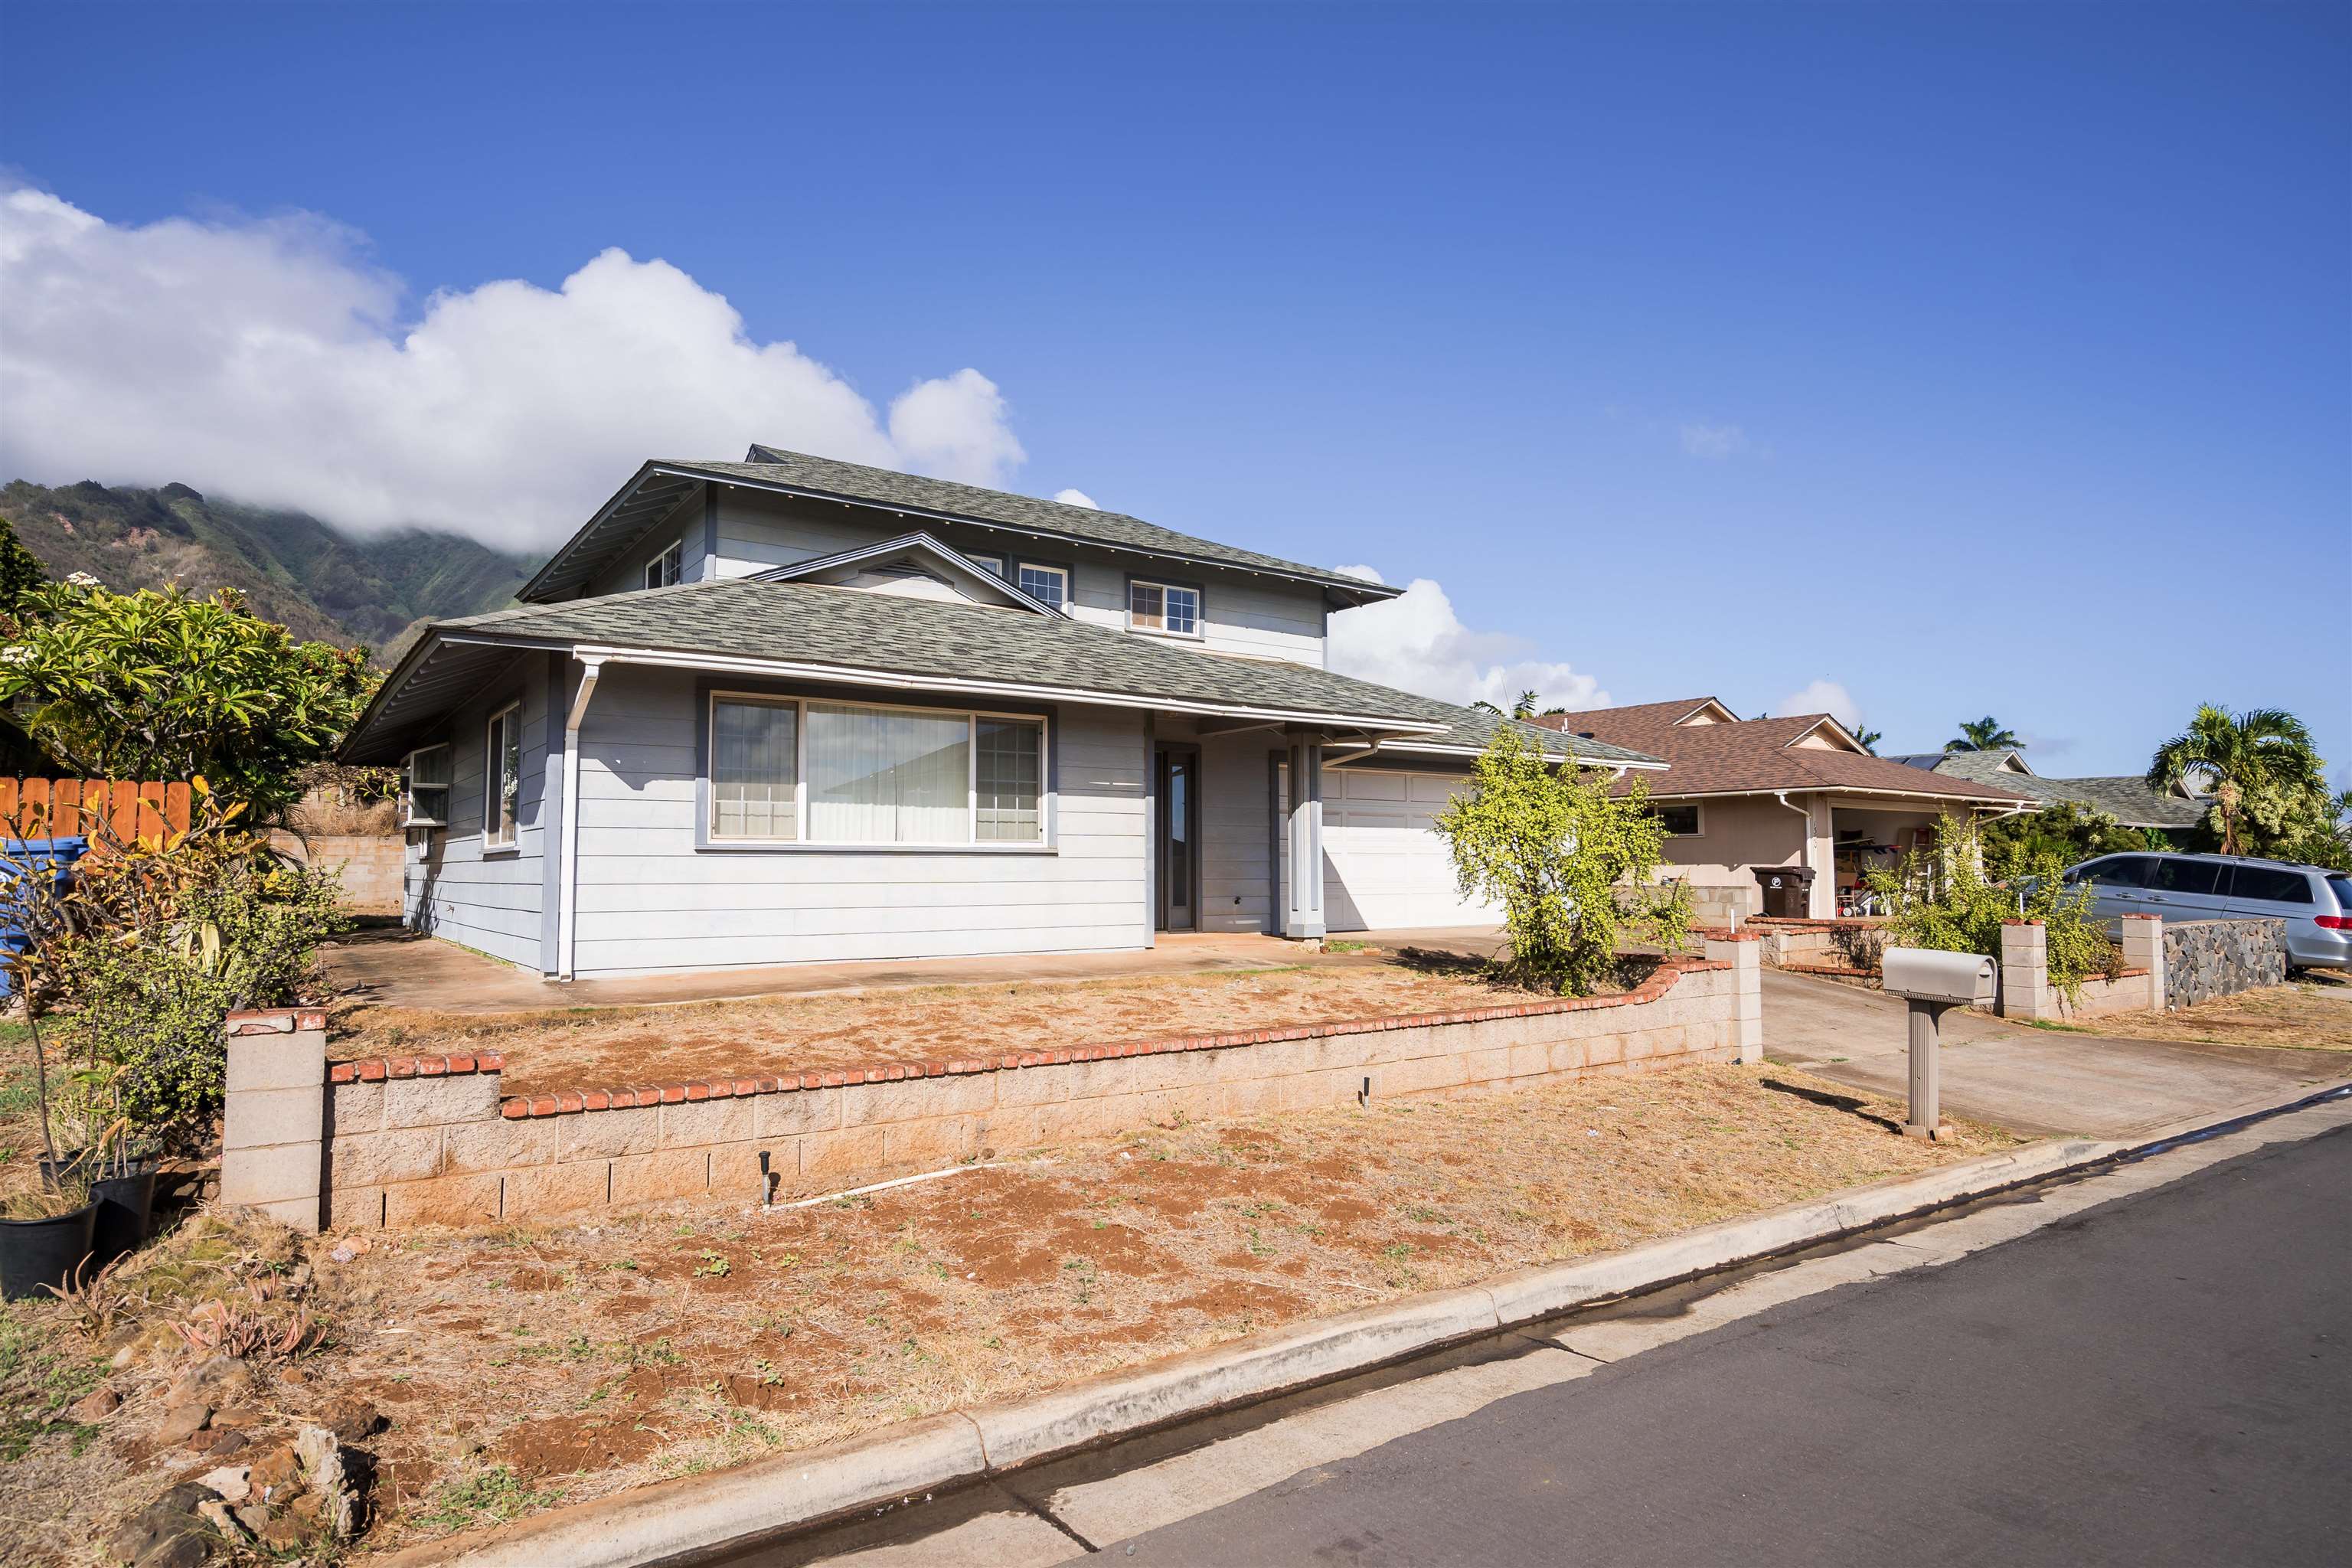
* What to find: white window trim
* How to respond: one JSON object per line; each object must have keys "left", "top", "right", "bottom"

{"left": 400, "top": 743, "right": 451, "bottom": 829}
{"left": 645, "top": 539, "right": 683, "bottom": 590}
{"left": 968, "top": 552, "right": 1006, "bottom": 578}
{"left": 1015, "top": 563, "right": 1070, "bottom": 610}
{"left": 483, "top": 702, "right": 521, "bottom": 851}
{"left": 1127, "top": 579, "right": 1203, "bottom": 639}
{"left": 704, "top": 688, "right": 1053, "bottom": 851}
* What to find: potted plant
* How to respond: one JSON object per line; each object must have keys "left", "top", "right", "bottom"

{"left": 38, "top": 1065, "right": 157, "bottom": 1270}
{"left": 0, "top": 1173, "right": 99, "bottom": 1300}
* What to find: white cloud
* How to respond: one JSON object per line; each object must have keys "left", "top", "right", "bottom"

{"left": 1678, "top": 422, "right": 1758, "bottom": 461}
{"left": 0, "top": 185, "right": 1028, "bottom": 550}
{"left": 1327, "top": 566, "right": 1608, "bottom": 714}
{"left": 1050, "top": 488, "right": 1099, "bottom": 509}
{"left": 1775, "top": 680, "right": 1863, "bottom": 730}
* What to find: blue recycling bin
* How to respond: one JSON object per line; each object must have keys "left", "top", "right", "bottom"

{"left": 1, "top": 837, "right": 88, "bottom": 1000}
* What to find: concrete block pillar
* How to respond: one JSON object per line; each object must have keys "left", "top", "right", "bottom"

{"left": 220, "top": 1008, "right": 328, "bottom": 1232}
{"left": 2120, "top": 913, "right": 2166, "bottom": 1012}
{"left": 1998, "top": 920, "right": 2050, "bottom": 1022}
{"left": 1705, "top": 934, "right": 1764, "bottom": 1063}
{"left": 1282, "top": 739, "right": 1325, "bottom": 939}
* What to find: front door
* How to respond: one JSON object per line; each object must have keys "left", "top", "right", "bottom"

{"left": 1157, "top": 746, "right": 1198, "bottom": 931}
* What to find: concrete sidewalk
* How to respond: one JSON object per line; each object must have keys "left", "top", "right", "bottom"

{"left": 1763, "top": 967, "right": 2343, "bottom": 1136}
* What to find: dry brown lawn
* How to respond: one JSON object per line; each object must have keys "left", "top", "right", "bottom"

{"left": 2066, "top": 980, "right": 2352, "bottom": 1052}
{"left": 1, "top": 1060, "right": 2012, "bottom": 1561}
{"left": 335, "top": 960, "right": 1609, "bottom": 1097}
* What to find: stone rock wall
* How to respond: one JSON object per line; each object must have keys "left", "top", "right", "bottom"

{"left": 2164, "top": 918, "right": 2286, "bottom": 1009}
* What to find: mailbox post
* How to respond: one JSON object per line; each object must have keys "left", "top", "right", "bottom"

{"left": 1880, "top": 948, "right": 1998, "bottom": 1141}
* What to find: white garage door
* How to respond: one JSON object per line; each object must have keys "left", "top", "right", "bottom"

{"left": 1318, "top": 768, "right": 1500, "bottom": 932}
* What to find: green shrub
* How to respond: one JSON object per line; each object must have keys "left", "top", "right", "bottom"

{"left": 1866, "top": 815, "right": 2121, "bottom": 998}
{"left": 1433, "top": 726, "right": 1691, "bottom": 995}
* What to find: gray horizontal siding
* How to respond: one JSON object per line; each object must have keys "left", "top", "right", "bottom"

{"left": 404, "top": 655, "right": 550, "bottom": 969}
{"left": 561, "top": 663, "right": 1148, "bottom": 975}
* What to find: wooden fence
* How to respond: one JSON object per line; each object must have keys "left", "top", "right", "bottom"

{"left": 0, "top": 778, "right": 194, "bottom": 844}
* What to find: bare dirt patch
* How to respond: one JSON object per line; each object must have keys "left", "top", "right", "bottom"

{"left": 0, "top": 1059, "right": 2015, "bottom": 1562}
{"left": 332, "top": 960, "right": 1622, "bottom": 1096}
{"left": 2053, "top": 981, "right": 2352, "bottom": 1052}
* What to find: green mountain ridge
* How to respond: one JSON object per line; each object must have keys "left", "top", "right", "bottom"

{"left": 0, "top": 478, "right": 540, "bottom": 658}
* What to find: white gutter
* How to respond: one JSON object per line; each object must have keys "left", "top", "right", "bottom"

{"left": 557, "top": 656, "right": 605, "bottom": 982}
{"left": 1772, "top": 789, "right": 1818, "bottom": 892}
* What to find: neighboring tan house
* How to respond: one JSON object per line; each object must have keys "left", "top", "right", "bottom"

{"left": 338, "top": 448, "right": 1664, "bottom": 978}
{"left": 1532, "top": 698, "right": 2037, "bottom": 918}
{"left": 1882, "top": 750, "right": 2210, "bottom": 835}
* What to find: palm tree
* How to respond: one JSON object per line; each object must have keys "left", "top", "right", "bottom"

{"left": 1853, "top": 726, "right": 1883, "bottom": 754}
{"left": 1470, "top": 700, "right": 1503, "bottom": 717}
{"left": 1945, "top": 716, "right": 2020, "bottom": 753}
{"left": 1476, "top": 691, "right": 1570, "bottom": 721}
{"left": 2145, "top": 704, "right": 2319, "bottom": 856}
{"left": 1511, "top": 690, "right": 1542, "bottom": 721}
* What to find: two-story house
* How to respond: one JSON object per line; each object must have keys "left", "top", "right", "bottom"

{"left": 339, "top": 448, "right": 1662, "bottom": 978}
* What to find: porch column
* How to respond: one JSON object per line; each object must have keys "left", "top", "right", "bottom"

{"left": 1806, "top": 795, "right": 1836, "bottom": 917}
{"left": 1283, "top": 739, "right": 1325, "bottom": 939}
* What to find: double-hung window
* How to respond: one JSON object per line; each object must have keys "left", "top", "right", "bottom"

{"left": 401, "top": 745, "right": 450, "bottom": 828}
{"left": 1016, "top": 563, "right": 1068, "bottom": 612}
{"left": 707, "top": 693, "right": 1046, "bottom": 847}
{"left": 483, "top": 704, "right": 521, "bottom": 849}
{"left": 1127, "top": 580, "right": 1200, "bottom": 636}
{"left": 645, "top": 540, "right": 682, "bottom": 589}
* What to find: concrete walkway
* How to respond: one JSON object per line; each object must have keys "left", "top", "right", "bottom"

{"left": 322, "top": 926, "right": 1511, "bottom": 1017}
{"left": 1763, "top": 967, "right": 2344, "bottom": 1137}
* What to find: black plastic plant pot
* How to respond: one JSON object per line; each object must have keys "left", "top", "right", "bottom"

{"left": 40, "top": 1157, "right": 158, "bottom": 1270}
{"left": 0, "top": 1200, "right": 98, "bottom": 1301}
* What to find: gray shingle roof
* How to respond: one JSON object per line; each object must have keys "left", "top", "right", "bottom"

{"left": 1893, "top": 751, "right": 2207, "bottom": 828}
{"left": 351, "top": 578, "right": 1661, "bottom": 769}
{"left": 521, "top": 447, "right": 1404, "bottom": 605}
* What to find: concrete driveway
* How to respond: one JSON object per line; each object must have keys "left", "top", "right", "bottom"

{"left": 1762, "top": 968, "right": 2344, "bottom": 1136}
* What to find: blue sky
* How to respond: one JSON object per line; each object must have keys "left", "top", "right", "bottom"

{"left": 2, "top": 2, "right": 2344, "bottom": 779}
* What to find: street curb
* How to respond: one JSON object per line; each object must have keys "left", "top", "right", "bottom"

{"left": 380, "top": 1074, "right": 2352, "bottom": 1568}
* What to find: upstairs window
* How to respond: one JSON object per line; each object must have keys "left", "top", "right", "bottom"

{"left": 645, "top": 540, "right": 682, "bottom": 590}
{"left": 483, "top": 704, "right": 521, "bottom": 848}
{"left": 1017, "top": 563, "right": 1068, "bottom": 611}
{"left": 1128, "top": 580, "right": 1200, "bottom": 637}
{"left": 968, "top": 552, "right": 1007, "bottom": 578}
{"left": 401, "top": 745, "right": 450, "bottom": 828}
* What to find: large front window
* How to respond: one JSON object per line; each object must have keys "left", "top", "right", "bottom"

{"left": 707, "top": 693, "right": 1045, "bottom": 846}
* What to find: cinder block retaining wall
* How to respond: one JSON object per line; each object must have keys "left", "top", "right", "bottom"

{"left": 225, "top": 942, "right": 1761, "bottom": 1231}
{"left": 2164, "top": 918, "right": 2287, "bottom": 1008}
{"left": 1998, "top": 916, "right": 2164, "bottom": 1023}
{"left": 1745, "top": 917, "right": 1888, "bottom": 978}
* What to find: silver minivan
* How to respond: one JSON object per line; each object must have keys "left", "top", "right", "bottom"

{"left": 2060, "top": 852, "right": 2352, "bottom": 972}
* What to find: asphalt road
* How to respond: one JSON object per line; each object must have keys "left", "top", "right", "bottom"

{"left": 1109, "top": 1124, "right": 2351, "bottom": 1567}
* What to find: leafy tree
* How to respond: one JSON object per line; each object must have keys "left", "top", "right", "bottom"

{"left": 1945, "top": 717, "right": 2020, "bottom": 753}
{"left": 1473, "top": 692, "right": 1568, "bottom": 720}
{"left": 2145, "top": 704, "right": 2324, "bottom": 858}
{"left": 0, "top": 577, "right": 374, "bottom": 816}
{"left": 1981, "top": 800, "right": 2169, "bottom": 870}
{"left": 0, "top": 514, "right": 45, "bottom": 615}
{"left": 1433, "top": 726, "right": 1692, "bottom": 995}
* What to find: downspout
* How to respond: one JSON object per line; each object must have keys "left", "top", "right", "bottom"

{"left": 557, "top": 656, "right": 604, "bottom": 982}
{"left": 1772, "top": 790, "right": 1818, "bottom": 911}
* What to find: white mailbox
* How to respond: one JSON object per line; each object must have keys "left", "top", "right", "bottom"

{"left": 1883, "top": 948, "right": 1998, "bottom": 1008}
{"left": 1880, "top": 947, "right": 1998, "bottom": 1142}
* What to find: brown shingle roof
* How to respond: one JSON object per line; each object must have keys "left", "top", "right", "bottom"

{"left": 1534, "top": 700, "right": 2037, "bottom": 805}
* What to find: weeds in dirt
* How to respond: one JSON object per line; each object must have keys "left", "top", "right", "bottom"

{"left": 415, "top": 1465, "right": 563, "bottom": 1533}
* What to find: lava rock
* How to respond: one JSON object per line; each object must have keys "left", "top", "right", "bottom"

{"left": 194, "top": 1465, "right": 251, "bottom": 1505}
{"left": 314, "top": 1396, "right": 381, "bottom": 1443}
{"left": 154, "top": 1403, "right": 211, "bottom": 1446}
{"left": 67, "top": 1387, "right": 121, "bottom": 1422}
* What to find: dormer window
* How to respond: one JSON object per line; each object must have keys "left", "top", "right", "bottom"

{"left": 1128, "top": 580, "right": 1200, "bottom": 638}
{"left": 645, "top": 540, "right": 682, "bottom": 590}
{"left": 1017, "top": 564, "right": 1068, "bottom": 611}
{"left": 969, "top": 553, "right": 1007, "bottom": 578}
